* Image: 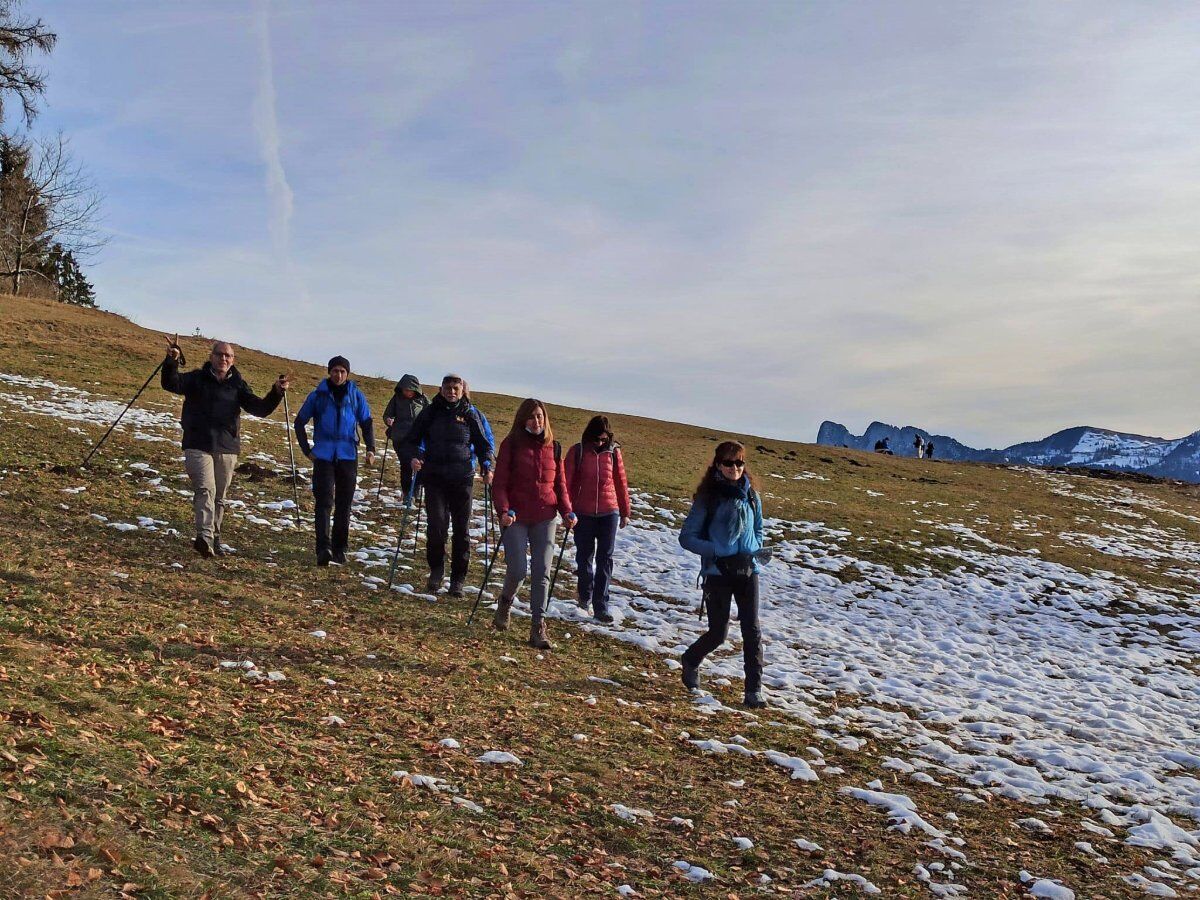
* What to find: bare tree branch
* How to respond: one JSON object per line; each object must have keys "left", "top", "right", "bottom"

{"left": 0, "top": 1, "right": 56, "bottom": 126}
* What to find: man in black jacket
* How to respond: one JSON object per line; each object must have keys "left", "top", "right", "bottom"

{"left": 161, "top": 337, "right": 290, "bottom": 557}
{"left": 402, "top": 374, "right": 493, "bottom": 596}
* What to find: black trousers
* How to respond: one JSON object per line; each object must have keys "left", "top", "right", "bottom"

{"left": 398, "top": 458, "right": 417, "bottom": 501}
{"left": 313, "top": 457, "right": 358, "bottom": 555}
{"left": 423, "top": 474, "right": 474, "bottom": 582}
{"left": 682, "top": 573, "right": 763, "bottom": 693}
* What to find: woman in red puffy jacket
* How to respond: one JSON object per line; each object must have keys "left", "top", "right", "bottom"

{"left": 490, "top": 398, "right": 576, "bottom": 648}
{"left": 565, "top": 415, "right": 631, "bottom": 623}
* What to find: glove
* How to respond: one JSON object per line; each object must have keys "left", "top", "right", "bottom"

{"left": 716, "top": 552, "right": 754, "bottom": 578}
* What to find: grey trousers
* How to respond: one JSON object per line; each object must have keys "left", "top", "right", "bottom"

{"left": 183, "top": 449, "right": 238, "bottom": 544}
{"left": 500, "top": 518, "right": 557, "bottom": 625}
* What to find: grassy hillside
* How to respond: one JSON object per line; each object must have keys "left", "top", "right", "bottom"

{"left": 1, "top": 294, "right": 1197, "bottom": 898}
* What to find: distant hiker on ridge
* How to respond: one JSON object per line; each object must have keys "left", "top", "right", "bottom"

{"left": 565, "top": 415, "right": 631, "bottom": 624}
{"left": 914, "top": 434, "right": 925, "bottom": 459}
{"left": 383, "top": 374, "right": 429, "bottom": 499}
{"left": 490, "top": 398, "right": 575, "bottom": 648}
{"left": 874, "top": 437, "right": 892, "bottom": 455}
{"left": 294, "top": 356, "right": 376, "bottom": 566}
{"left": 160, "top": 337, "right": 289, "bottom": 558}
{"left": 678, "top": 440, "right": 767, "bottom": 709}
{"left": 926, "top": 441, "right": 935, "bottom": 460}
{"left": 403, "top": 374, "right": 494, "bottom": 596}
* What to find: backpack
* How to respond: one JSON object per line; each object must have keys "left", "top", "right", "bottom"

{"left": 694, "top": 487, "right": 758, "bottom": 620}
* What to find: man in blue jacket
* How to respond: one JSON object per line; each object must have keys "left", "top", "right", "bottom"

{"left": 294, "top": 356, "right": 376, "bottom": 566}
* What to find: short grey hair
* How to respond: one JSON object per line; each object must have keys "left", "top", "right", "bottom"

{"left": 211, "top": 341, "right": 236, "bottom": 356}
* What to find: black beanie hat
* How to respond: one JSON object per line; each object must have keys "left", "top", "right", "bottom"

{"left": 327, "top": 355, "right": 350, "bottom": 372}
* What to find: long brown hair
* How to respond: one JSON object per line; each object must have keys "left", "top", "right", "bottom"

{"left": 509, "top": 398, "right": 554, "bottom": 443}
{"left": 694, "top": 440, "right": 752, "bottom": 502}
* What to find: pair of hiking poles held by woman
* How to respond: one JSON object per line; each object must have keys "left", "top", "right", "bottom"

{"left": 380, "top": 474, "right": 572, "bottom": 633}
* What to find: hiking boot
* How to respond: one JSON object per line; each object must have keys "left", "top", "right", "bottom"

{"left": 593, "top": 609, "right": 615, "bottom": 624}
{"left": 528, "top": 620, "right": 553, "bottom": 650}
{"left": 317, "top": 549, "right": 332, "bottom": 567}
{"left": 212, "top": 535, "right": 227, "bottom": 557}
{"left": 681, "top": 658, "right": 700, "bottom": 690}
{"left": 492, "top": 595, "right": 514, "bottom": 631}
{"left": 447, "top": 579, "right": 465, "bottom": 598}
{"left": 743, "top": 690, "right": 767, "bottom": 709}
{"left": 330, "top": 549, "right": 347, "bottom": 566}
{"left": 193, "top": 536, "right": 214, "bottom": 559}
{"left": 576, "top": 592, "right": 590, "bottom": 611}
{"left": 424, "top": 573, "right": 442, "bottom": 594}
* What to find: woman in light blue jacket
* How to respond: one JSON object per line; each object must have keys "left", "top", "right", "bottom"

{"left": 678, "top": 440, "right": 766, "bottom": 708}
{"left": 294, "top": 356, "right": 375, "bottom": 566}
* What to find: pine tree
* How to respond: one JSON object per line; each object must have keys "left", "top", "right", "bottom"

{"left": 40, "top": 242, "right": 94, "bottom": 306}
{"left": 0, "top": 133, "right": 47, "bottom": 294}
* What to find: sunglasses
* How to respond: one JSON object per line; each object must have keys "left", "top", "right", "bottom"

{"left": 719, "top": 459, "right": 745, "bottom": 469}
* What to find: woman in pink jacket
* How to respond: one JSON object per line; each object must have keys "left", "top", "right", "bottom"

{"left": 565, "top": 415, "right": 631, "bottom": 623}
{"left": 491, "top": 399, "right": 576, "bottom": 648}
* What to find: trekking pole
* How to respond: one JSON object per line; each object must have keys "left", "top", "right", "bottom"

{"left": 280, "top": 381, "right": 302, "bottom": 526}
{"left": 82, "top": 358, "right": 168, "bottom": 467}
{"left": 375, "top": 440, "right": 389, "bottom": 499}
{"left": 544, "top": 523, "right": 572, "bottom": 614}
{"left": 396, "top": 480, "right": 423, "bottom": 555}
{"left": 468, "top": 524, "right": 507, "bottom": 626}
{"left": 482, "top": 482, "right": 491, "bottom": 568}
{"left": 410, "top": 489, "right": 424, "bottom": 555}
{"left": 386, "top": 473, "right": 421, "bottom": 589}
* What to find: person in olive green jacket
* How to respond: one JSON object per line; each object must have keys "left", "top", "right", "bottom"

{"left": 383, "top": 374, "right": 429, "bottom": 498}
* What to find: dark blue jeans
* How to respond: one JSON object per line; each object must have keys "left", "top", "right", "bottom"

{"left": 574, "top": 512, "right": 619, "bottom": 614}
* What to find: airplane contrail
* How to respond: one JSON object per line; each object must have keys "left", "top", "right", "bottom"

{"left": 251, "top": 0, "right": 309, "bottom": 301}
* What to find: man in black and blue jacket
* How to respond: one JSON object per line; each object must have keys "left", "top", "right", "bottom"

{"left": 402, "top": 374, "right": 493, "bottom": 596}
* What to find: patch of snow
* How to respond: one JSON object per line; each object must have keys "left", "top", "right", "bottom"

{"left": 672, "top": 861, "right": 714, "bottom": 883}
{"left": 476, "top": 750, "right": 522, "bottom": 766}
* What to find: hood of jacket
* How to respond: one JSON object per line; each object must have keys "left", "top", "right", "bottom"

{"left": 395, "top": 374, "right": 421, "bottom": 394}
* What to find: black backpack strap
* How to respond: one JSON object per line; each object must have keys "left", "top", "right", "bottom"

{"left": 553, "top": 439, "right": 562, "bottom": 461}
{"left": 697, "top": 498, "right": 716, "bottom": 622}
{"left": 700, "top": 499, "right": 716, "bottom": 541}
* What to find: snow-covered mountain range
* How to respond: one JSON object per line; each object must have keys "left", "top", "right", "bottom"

{"left": 817, "top": 420, "right": 1200, "bottom": 483}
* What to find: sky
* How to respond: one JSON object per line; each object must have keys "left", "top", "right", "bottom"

{"left": 27, "top": 0, "right": 1200, "bottom": 448}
